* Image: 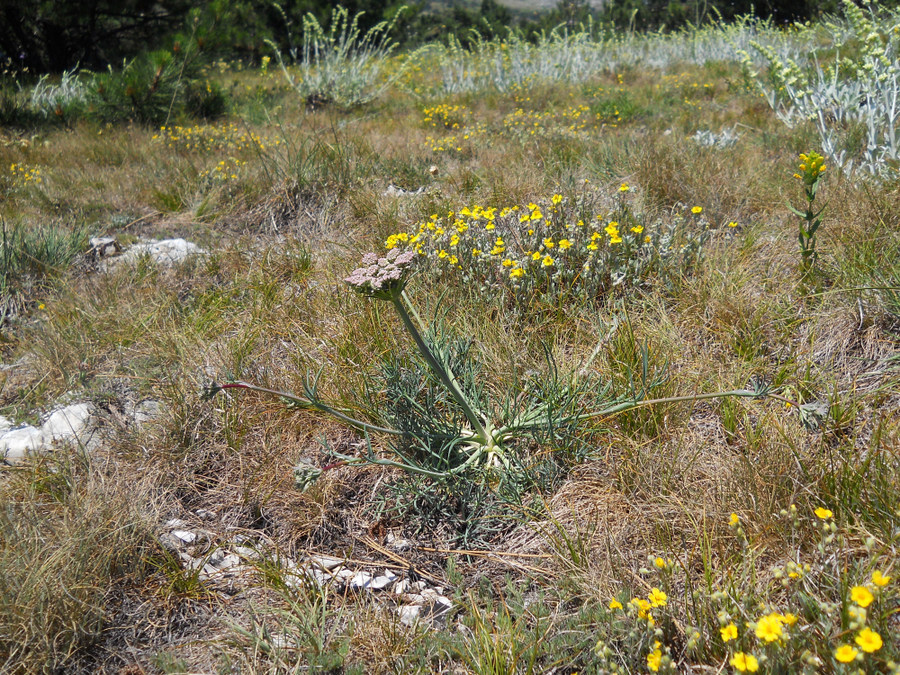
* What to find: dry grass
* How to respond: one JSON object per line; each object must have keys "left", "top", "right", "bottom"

{"left": 1, "top": 47, "right": 898, "bottom": 674}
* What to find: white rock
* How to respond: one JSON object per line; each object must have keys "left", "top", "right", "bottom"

{"left": 385, "top": 532, "right": 412, "bottom": 551}
{"left": 89, "top": 236, "right": 121, "bottom": 257}
{"left": 308, "top": 555, "right": 346, "bottom": 571}
{"left": 393, "top": 579, "right": 410, "bottom": 595}
{"left": 383, "top": 184, "right": 426, "bottom": 197}
{"left": 367, "top": 575, "right": 398, "bottom": 591}
{"left": 348, "top": 571, "right": 374, "bottom": 590}
{"left": 42, "top": 403, "right": 93, "bottom": 442}
{"left": 0, "top": 425, "right": 44, "bottom": 464}
{"left": 165, "top": 518, "right": 188, "bottom": 529}
{"left": 232, "top": 545, "right": 259, "bottom": 560}
{"left": 171, "top": 530, "right": 197, "bottom": 544}
{"left": 0, "top": 402, "right": 95, "bottom": 464}
{"left": 433, "top": 595, "right": 453, "bottom": 611}
{"left": 398, "top": 604, "right": 422, "bottom": 626}
{"left": 0, "top": 415, "right": 13, "bottom": 432}
{"left": 109, "top": 238, "right": 206, "bottom": 269}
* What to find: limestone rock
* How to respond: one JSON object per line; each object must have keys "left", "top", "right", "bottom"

{"left": 105, "top": 238, "right": 206, "bottom": 270}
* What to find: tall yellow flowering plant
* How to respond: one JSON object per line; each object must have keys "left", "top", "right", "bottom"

{"left": 789, "top": 151, "right": 826, "bottom": 282}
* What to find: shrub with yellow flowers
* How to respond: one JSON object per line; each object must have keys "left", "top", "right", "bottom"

{"left": 384, "top": 185, "right": 710, "bottom": 306}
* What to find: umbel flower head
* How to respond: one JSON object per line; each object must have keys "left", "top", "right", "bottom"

{"left": 345, "top": 248, "right": 417, "bottom": 300}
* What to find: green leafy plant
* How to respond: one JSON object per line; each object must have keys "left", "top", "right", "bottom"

{"left": 207, "top": 248, "right": 807, "bottom": 490}
{"left": 88, "top": 49, "right": 198, "bottom": 125}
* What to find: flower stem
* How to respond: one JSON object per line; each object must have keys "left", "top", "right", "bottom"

{"left": 569, "top": 388, "right": 789, "bottom": 423}
{"left": 391, "top": 292, "right": 489, "bottom": 440}
{"left": 219, "top": 381, "right": 405, "bottom": 436}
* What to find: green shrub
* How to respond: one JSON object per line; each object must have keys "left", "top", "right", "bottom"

{"left": 88, "top": 50, "right": 192, "bottom": 125}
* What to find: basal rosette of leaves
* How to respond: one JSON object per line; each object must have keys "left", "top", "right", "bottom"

{"left": 384, "top": 188, "right": 709, "bottom": 305}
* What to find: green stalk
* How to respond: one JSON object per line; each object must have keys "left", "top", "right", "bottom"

{"left": 220, "top": 381, "right": 405, "bottom": 436}
{"left": 391, "top": 292, "right": 489, "bottom": 441}
{"left": 569, "top": 388, "right": 781, "bottom": 423}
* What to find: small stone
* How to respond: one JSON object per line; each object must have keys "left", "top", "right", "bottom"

{"left": 0, "top": 415, "right": 13, "bottom": 432}
{"left": 332, "top": 569, "right": 356, "bottom": 582}
{"left": 386, "top": 533, "right": 412, "bottom": 552}
{"left": 368, "top": 575, "right": 398, "bottom": 591}
{"left": 165, "top": 519, "right": 188, "bottom": 529}
{"left": 393, "top": 579, "right": 410, "bottom": 595}
{"left": 195, "top": 509, "right": 216, "bottom": 521}
{"left": 348, "top": 571, "right": 374, "bottom": 590}
{"left": 89, "top": 236, "right": 121, "bottom": 257}
{"left": 232, "top": 545, "right": 259, "bottom": 560}
{"left": 171, "top": 530, "right": 197, "bottom": 544}
{"left": 398, "top": 604, "right": 422, "bottom": 626}
{"left": 308, "top": 555, "right": 345, "bottom": 571}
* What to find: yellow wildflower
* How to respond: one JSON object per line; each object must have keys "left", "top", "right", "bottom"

{"left": 855, "top": 628, "right": 882, "bottom": 653}
{"left": 754, "top": 613, "right": 785, "bottom": 642}
{"left": 691, "top": 206, "right": 702, "bottom": 214}
{"left": 872, "top": 570, "right": 891, "bottom": 587}
{"left": 834, "top": 645, "right": 858, "bottom": 663}
{"left": 559, "top": 239, "right": 572, "bottom": 250}
{"left": 648, "top": 588, "right": 667, "bottom": 608}
{"left": 814, "top": 507, "right": 833, "bottom": 520}
{"left": 541, "top": 255, "right": 554, "bottom": 268}
{"left": 647, "top": 642, "right": 662, "bottom": 672}
{"left": 608, "top": 598, "right": 623, "bottom": 610}
{"left": 850, "top": 586, "right": 874, "bottom": 608}
{"left": 721, "top": 623, "right": 738, "bottom": 642}
{"left": 730, "top": 652, "right": 759, "bottom": 673}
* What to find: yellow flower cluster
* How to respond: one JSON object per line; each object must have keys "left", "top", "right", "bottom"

{"left": 385, "top": 193, "right": 707, "bottom": 303}
{"left": 199, "top": 157, "right": 247, "bottom": 183}
{"left": 153, "top": 123, "right": 280, "bottom": 153}
{"left": 794, "top": 151, "right": 826, "bottom": 185}
{"left": 386, "top": 197, "right": 649, "bottom": 291}
{"left": 8, "top": 162, "right": 42, "bottom": 186}
{"left": 422, "top": 103, "right": 469, "bottom": 129}
{"left": 501, "top": 104, "right": 610, "bottom": 139}
{"left": 421, "top": 103, "right": 489, "bottom": 153}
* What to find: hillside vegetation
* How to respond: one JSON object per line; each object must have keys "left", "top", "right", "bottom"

{"left": 1, "top": 3, "right": 899, "bottom": 673}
